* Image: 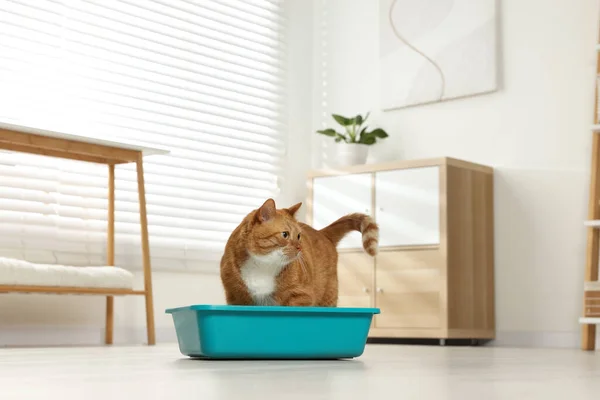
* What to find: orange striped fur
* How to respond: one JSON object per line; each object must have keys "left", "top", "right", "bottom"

{"left": 220, "top": 198, "right": 378, "bottom": 307}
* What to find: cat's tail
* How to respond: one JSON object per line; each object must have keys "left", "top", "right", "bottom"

{"left": 319, "top": 213, "right": 379, "bottom": 256}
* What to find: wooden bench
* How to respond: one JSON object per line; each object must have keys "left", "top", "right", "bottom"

{"left": 0, "top": 122, "right": 169, "bottom": 345}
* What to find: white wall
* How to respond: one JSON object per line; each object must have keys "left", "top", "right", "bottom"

{"left": 0, "top": 0, "right": 315, "bottom": 347}
{"left": 276, "top": 0, "right": 315, "bottom": 219}
{"left": 312, "top": 0, "right": 599, "bottom": 347}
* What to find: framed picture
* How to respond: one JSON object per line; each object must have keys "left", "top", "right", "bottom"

{"left": 380, "top": 0, "right": 498, "bottom": 110}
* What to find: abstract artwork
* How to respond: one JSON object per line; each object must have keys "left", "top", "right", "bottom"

{"left": 379, "top": 0, "right": 497, "bottom": 110}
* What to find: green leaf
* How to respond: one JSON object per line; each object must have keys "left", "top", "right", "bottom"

{"left": 358, "top": 132, "right": 376, "bottom": 145}
{"left": 316, "top": 128, "right": 337, "bottom": 137}
{"left": 360, "top": 135, "right": 376, "bottom": 145}
{"left": 335, "top": 133, "right": 348, "bottom": 142}
{"left": 370, "top": 128, "right": 389, "bottom": 138}
{"left": 355, "top": 114, "right": 363, "bottom": 126}
{"left": 358, "top": 126, "right": 368, "bottom": 138}
{"left": 332, "top": 114, "right": 353, "bottom": 126}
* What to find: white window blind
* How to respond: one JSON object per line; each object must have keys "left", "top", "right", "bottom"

{"left": 0, "top": 0, "right": 287, "bottom": 270}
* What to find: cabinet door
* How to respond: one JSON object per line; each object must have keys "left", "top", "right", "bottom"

{"left": 337, "top": 252, "right": 373, "bottom": 308}
{"left": 375, "top": 167, "right": 440, "bottom": 247}
{"left": 374, "top": 250, "right": 442, "bottom": 329}
{"left": 312, "top": 173, "right": 372, "bottom": 249}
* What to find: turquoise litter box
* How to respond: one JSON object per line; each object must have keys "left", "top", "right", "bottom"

{"left": 165, "top": 304, "right": 380, "bottom": 359}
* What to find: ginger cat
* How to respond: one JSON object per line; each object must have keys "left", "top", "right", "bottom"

{"left": 219, "top": 198, "right": 378, "bottom": 307}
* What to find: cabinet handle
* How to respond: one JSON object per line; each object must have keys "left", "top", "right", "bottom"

{"left": 362, "top": 287, "right": 369, "bottom": 293}
{"left": 376, "top": 287, "right": 383, "bottom": 293}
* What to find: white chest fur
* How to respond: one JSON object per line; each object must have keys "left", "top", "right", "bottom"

{"left": 241, "top": 250, "right": 287, "bottom": 306}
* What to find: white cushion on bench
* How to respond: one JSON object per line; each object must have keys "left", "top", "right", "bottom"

{"left": 0, "top": 257, "right": 134, "bottom": 289}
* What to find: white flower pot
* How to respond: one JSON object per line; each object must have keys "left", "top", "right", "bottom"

{"left": 332, "top": 143, "right": 370, "bottom": 167}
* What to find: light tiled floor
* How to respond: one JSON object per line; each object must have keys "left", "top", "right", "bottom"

{"left": 0, "top": 344, "right": 599, "bottom": 399}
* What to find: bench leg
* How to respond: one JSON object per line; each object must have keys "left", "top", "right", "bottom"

{"left": 105, "top": 299, "right": 114, "bottom": 345}
{"left": 582, "top": 324, "right": 596, "bottom": 351}
{"left": 136, "top": 155, "right": 156, "bottom": 345}
{"left": 105, "top": 164, "right": 115, "bottom": 345}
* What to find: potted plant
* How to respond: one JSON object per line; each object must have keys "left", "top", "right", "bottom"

{"left": 317, "top": 112, "right": 389, "bottom": 166}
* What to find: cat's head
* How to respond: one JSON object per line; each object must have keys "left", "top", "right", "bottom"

{"left": 245, "top": 198, "right": 303, "bottom": 263}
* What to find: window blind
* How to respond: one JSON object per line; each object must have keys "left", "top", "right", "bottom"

{"left": 0, "top": 0, "right": 287, "bottom": 270}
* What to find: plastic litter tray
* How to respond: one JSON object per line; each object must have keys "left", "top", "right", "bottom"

{"left": 165, "top": 304, "right": 380, "bottom": 359}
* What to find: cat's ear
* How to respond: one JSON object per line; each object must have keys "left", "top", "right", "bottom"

{"left": 284, "top": 202, "right": 302, "bottom": 218}
{"left": 257, "top": 198, "right": 276, "bottom": 223}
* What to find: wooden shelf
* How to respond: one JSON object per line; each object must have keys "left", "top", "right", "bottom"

{"left": 0, "top": 285, "right": 145, "bottom": 296}
{"left": 581, "top": 27, "right": 600, "bottom": 351}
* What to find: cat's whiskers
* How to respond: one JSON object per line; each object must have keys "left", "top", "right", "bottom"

{"left": 297, "top": 252, "right": 308, "bottom": 277}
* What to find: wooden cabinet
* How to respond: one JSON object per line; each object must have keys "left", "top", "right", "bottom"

{"left": 312, "top": 173, "right": 372, "bottom": 249}
{"left": 375, "top": 167, "right": 440, "bottom": 247}
{"left": 307, "top": 157, "right": 495, "bottom": 341}
{"left": 337, "top": 252, "right": 373, "bottom": 308}
{"left": 374, "top": 250, "right": 442, "bottom": 329}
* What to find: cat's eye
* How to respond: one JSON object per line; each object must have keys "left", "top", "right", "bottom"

{"left": 282, "top": 231, "right": 289, "bottom": 238}
{"left": 297, "top": 233, "right": 301, "bottom": 240}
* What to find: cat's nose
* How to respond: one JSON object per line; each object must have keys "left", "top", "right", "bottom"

{"left": 296, "top": 243, "right": 301, "bottom": 251}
